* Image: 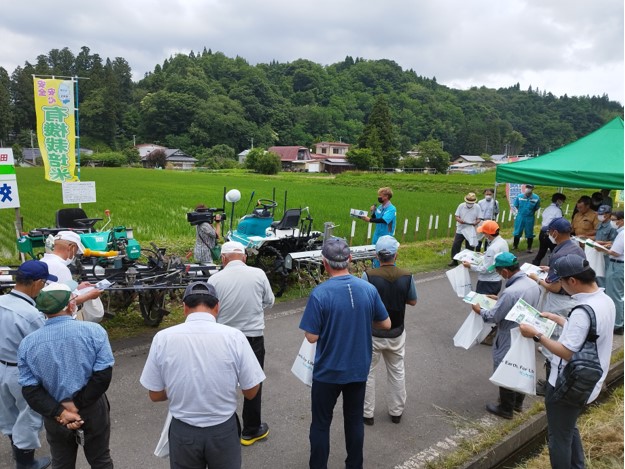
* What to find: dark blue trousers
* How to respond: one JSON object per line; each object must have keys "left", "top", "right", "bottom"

{"left": 545, "top": 383, "right": 586, "bottom": 469}
{"left": 309, "top": 380, "right": 366, "bottom": 469}
{"left": 242, "top": 336, "right": 264, "bottom": 436}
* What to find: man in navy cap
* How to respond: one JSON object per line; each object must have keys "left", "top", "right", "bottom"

{"left": 141, "top": 281, "right": 265, "bottom": 468}
{"left": 520, "top": 254, "right": 614, "bottom": 468}
{"left": 300, "top": 237, "right": 390, "bottom": 469}
{"left": 362, "top": 236, "right": 416, "bottom": 426}
{"left": 0, "top": 261, "right": 56, "bottom": 469}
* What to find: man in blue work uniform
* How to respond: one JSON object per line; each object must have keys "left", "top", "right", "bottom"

{"left": 512, "top": 184, "right": 540, "bottom": 252}
{"left": 0, "top": 261, "right": 56, "bottom": 469}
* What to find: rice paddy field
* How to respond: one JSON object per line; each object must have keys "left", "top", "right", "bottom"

{"left": 0, "top": 167, "right": 591, "bottom": 264}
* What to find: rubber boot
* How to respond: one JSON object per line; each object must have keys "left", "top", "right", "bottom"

{"left": 12, "top": 445, "right": 51, "bottom": 469}
{"left": 514, "top": 392, "right": 525, "bottom": 413}
{"left": 512, "top": 236, "right": 520, "bottom": 250}
{"left": 526, "top": 237, "right": 533, "bottom": 252}
{"left": 486, "top": 387, "right": 514, "bottom": 419}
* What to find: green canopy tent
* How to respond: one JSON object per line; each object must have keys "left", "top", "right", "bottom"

{"left": 495, "top": 117, "right": 624, "bottom": 189}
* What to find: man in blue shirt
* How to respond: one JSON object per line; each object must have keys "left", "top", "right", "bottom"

{"left": 300, "top": 238, "right": 390, "bottom": 469}
{"left": 512, "top": 184, "right": 540, "bottom": 252}
{"left": 0, "top": 261, "right": 56, "bottom": 469}
{"left": 18, "top": 283, "right": 115, "bottom": 468}
{"left": 360, "top": 187, "right": 397, "bottom": 244}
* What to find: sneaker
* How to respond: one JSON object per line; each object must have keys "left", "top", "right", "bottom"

{"left": 241, "top": 423, "right": 269, "bottom": 446}
{"left": 363, "top": 417, "right": 374, "bottom": 426}
{"left": 390, "top": 415, "right": 402, "bottom": 424}
{"left": 485, "top": 403, "right": 513, "bottom": 420}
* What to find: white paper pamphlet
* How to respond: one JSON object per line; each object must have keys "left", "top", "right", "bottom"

{"left": 350, "top": 208, "right": 368, "bottom": 218}
{"left": 453, "top": 249, "right": 483, "bottom": 265}
{"left": 520, "top": 263, "right": 548, "bottom": 280}
{"left": 463, "top": 291, "right": 497, "bottom": 310}
{"left": 572, "top": 236, "right": 610, "bottom": 252}
{"left": 505, "top": 298, "right": 557, "bottom": 338}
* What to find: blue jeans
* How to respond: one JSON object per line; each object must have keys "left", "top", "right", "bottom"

{"left": 309, "top": 380, "right": 366, "bottom": 469}
{"left": 545, "top": 383, "right": 585, "bottom": 469}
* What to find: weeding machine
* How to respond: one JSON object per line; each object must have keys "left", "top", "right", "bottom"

{"left": 4, "top": 207, "right": 221, "bottom": 326}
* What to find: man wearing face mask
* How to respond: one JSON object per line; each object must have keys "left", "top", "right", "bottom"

{"left": 593, "top": 205, "right": 618, "bottom": 288}
{"left": 603, "top": 210, "right": 624, "bottom": 335}
{"left": 532, "top": 193, "right": 566, "bottom": 266}
{"left": 512, "top": 184, "right": 540, "bottom": 253}
{"left": 448, "top": 192, "right": 482, "bottom": 266}
{"left": 471, "top": 252, "right": 541, "bottom": 418}
{"left": 40, "top": 231, "right": 101, "bottom": 308}
{"left": 476, "top": 189, "right": 499, "bottom": 252}
{"left": 571, "top": 196, "right": 598, "bottom": 238}
{"left": 360, "top": 187, "right": 397, "bottom": 245}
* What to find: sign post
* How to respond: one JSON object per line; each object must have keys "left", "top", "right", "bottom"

{"left": 0, "top": 148, "right": 24, "bottom": 261}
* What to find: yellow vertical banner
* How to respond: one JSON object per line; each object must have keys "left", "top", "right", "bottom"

{"left": 33, "top": 78, "right": 78, "bottom": 182}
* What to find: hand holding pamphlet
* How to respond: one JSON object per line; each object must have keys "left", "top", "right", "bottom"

{"left": 520, "top": 263, "right": 548, "bottom": 280}
{"left": 505, "top": 298, "right": 557, "bottom": 338}
{"left": 572, "top": 236, "right": 610, "bottom": 252}
{"left": 350, "top": 208, "right": 368, "bottom": 218}
{"left": 453, "top": 249, "right": 483, "bottom": 265}
{"left": 463, "top": 291, "right": 497, "bottom": 310}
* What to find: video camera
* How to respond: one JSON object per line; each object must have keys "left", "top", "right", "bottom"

{"left": 186, "top": 208, "right": 226, "bottom": 226}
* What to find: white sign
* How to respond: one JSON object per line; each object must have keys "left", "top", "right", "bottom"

{"left": 62, "top": 181, "right": 97, "bottom": 204}
{"left": 0, "top": 148, "right": 20, "bottom": 209}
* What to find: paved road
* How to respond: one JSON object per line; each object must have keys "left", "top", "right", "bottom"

{"left": 2, "top": 261, "right": 622, "bottom": 468}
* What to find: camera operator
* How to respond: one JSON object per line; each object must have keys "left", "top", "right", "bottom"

{"left": 193, "top": 204, "right": 222, "bottom": 263}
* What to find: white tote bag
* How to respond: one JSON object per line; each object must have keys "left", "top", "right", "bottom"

{"left": 453, "top": 311, "right": 493, "bottom": 350}
{"left": 584, "top": 245, "right": 605, "bottom": 278}
{"left": 81, "top": 298, "right": 105, "bottom": 323}
{"left": 489, "top": 328, "right": 536, "bottom": 395}
{"left": 291, "top": 339, "right": 316, "bottom": 386}
{"left": 154, "top": 412, "right": 173, "bottom": 458}
{"left": 446, "top": 265, "right": 472, "bottom": 298}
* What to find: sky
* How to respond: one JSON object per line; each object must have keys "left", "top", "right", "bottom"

{"left": 1, "top": 0, "right": 623, "bottom": 104}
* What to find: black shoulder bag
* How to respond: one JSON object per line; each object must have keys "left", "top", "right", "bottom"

{"left": 551, "top": 304, "right": 603, "bottom": 407}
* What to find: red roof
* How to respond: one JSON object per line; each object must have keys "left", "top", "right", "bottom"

{"left": 268, "top": 146, "right": 311, "bottom": 161}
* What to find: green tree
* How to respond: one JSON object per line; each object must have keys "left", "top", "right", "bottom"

{"left": 416, "top": 139, "right": 450, "bottom": 174}
{"left": 254, "top": 151, "right": 281, "bottom": 174}
{"left": 146, "top": 149, "right": 167, "bottom": 168}
{"left": 0, "top": 67, "right": 12, "bottom": 145}
{"left": 346, "top": 148, "right": 376, "bottom": 170}
{"left": 244, "top": 147, "right": 265, "bottom": 170}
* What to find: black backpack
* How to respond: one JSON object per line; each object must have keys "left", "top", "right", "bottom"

{"left": 552, "top": 304, "right": 603, "bottom": 407}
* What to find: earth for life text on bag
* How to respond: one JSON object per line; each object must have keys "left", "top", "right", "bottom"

{"left": 552, "top": 305, "right": 603, "bottom": 407}
{"left": 291, "top": 338, "right": 316, "bottom": 386}
{"left": 489, "top": 327, "right": 536, "bottom": 395}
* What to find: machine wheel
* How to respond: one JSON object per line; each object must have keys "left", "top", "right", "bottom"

{"left": 106, "top": 290, "right": 136, "bottom": 310}
{"left": 253, "top": 246, "right": 288, "bottom": 297}
{"left": 138, "top": 290, "right": 168, "bottom": 327}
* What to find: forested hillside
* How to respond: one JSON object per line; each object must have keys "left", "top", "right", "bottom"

{"left": 1, "top": 46, "right": 622, "bottom": 162}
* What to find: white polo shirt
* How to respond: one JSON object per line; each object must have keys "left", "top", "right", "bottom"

{"left": 548, "top": 289, "right": 615, "bottom": 403}
{"left": 454, "top": 203, "right": 482, "bottom": 233}
{"left": 40, "top": 252, "right": 73, "bottom": 286}
{"left": 610, "top": 228, "right": 624, "bottom": 261}
{"left": 140, "top": 313, "right": 266, "bottom": 427}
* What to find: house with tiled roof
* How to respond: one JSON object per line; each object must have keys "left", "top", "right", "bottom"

{"left": 268, "top": 146, "right": 317, "bottom": 171}
{"left": 137, "top": 144, "right": 197, "bottom": 169}
{"left": 314, "top": 141, "right": 350, "bottom": 157}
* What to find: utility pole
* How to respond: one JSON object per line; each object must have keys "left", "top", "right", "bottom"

{"left": 133, "top": 135, "right": 136, "bottom": 146}
{"left": 250, "top": 137, "right": 254, "bottom": 149}
{"left": 30, "top": 130, "right": 34, "bottom": 148}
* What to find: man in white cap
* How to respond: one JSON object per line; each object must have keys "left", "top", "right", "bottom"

{"left": 207, "top": 241, "right": 274, "bottom": 446}
{"left": 362, "top": 236, "right": 416, "bottom": 426}
{"left": 40, "top": 231, "right": 101, "bottom": 308}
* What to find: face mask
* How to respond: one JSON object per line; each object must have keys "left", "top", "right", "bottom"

{"left": 555, "top": 201, "right": 563, "bottom": 208}
{"left": 466, "top": 203, "right": 474, "bottom": 208}
{"left": 377, "top": 197, "right": 384, "bottom": 203}
{"left": 485, "top": 196, "right": 493, "bottom": 201}
{"left": 548, "top": 234, "right": 557, "bottom": 244}
{"left": 611, "top": 221, "right": 619, "bottom": 230}
{"left": 598, "top": 215, "right": 605, "bottom": 222}
{"left": 63, "top": 256, "right": 74, "bottom": 266}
